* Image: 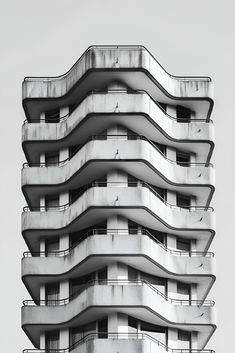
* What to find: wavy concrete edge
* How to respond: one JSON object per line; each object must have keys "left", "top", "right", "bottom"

{"left": 22, "top": 233, "right": 216, "bottom": 301}
{"left": 22, "top": 284, "right": 216, "bottom": 349}
{"left": 22, "top": 92, "right": 215, "bottom": 163}
{"left": 22, "top": 187, "right": 215, "bottom": 235}
{"left": 22, "top": 46, "right": 214, "bottom": 120}
{"left": 22, "top": 139, "right": 215, "bottom": 207}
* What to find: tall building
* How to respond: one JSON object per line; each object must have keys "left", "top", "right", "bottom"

{"left": 21, "top": 46, "right": 216, "bottom": 352}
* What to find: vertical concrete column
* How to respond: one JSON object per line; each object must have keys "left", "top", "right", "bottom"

{"left": 40, "top": 153, "right": 45, "bottom": 165}
{"left": 117, "top": 263, "right": 128, "bottom": 280}
{"left": 167, "top": 233, "right": 177, "bottom": 249}
{"left": 40, "top": 284, "right": 45, "bottom": 303}
{"left": 107, "top": 263, "right": 118, "bottom": 279}
{"left": 117, "top": 313, "right": 128, "bottom": 335}
{"left": 191, "top": 331, "right": 198, "bottom": 349}
{"left": 40, "top": 238, "right": 45, "bottom": 258}
{"left": 191, "top": 283, "right": 197, "bottom": 300}
{"left": 191, "top": 239, "right": 197, "bottom": 252}
{"left": 108, "top": 313, "right": 118, "bottom": 333}
{"left": 167, "top": 279, "right": 177, "bottom": 298}
{"left": 168, "top": 328, "right": 178, "bottom": 349}
{"left": 59, "top": 235, "right": 69, "bottom": 301}
{"left": 40, "top": 332, "right": 45, "bottom": 349}
{"left": 59, "top": 234, "right": 69, "bottom": 251}
{"left": 166, "top": 146, "right": 177, "bottom": 212}
{"left": 107, "top": 215, "right": 118, "bottom": 230}
{"left": 60, "top": 328, "right": 69, "bottom": 349}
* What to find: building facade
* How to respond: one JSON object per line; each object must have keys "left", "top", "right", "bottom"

{"left": 21, "top": 46, "right": 216, "bottom": 353}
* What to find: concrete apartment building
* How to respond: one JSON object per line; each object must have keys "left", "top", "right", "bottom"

{"left": 21, "top": 46, "right": 216, "bottom": 353}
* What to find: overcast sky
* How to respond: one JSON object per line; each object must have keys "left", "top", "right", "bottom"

{"left": 0, "top": 1, "right": 234, "bottom": 352}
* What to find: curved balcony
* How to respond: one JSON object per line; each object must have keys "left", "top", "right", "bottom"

{"left": 22, "top": 46, "right": 213, "bottom": 122}
{"left": 22, "top": 282, "right": 216, "bottom": 349}
{"left": 22, "top": 135, "right": 215, "bottom": 207}
{"left": 22, "top": 230, "right": 215, "bottom": 302}
{"left": 22, "top": 91, "right": 214, "bottom": 164}
{"left": 22, "top": 182, "right": 215, "bottom": 250}
{"left": 22, "top": 332, "right": 215, "bottom": 353}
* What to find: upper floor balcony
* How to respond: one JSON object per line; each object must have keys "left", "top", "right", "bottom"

{"left": 22, "top": 230, "right": 216, "bottom": 302}
{"left": 22, "top": 135, "right": 215, "bottom": 208}
{"left": 22, "top": 333, "right": 215, "bottom": 353}
{"left": 22, "top": 91, "right": 215, "bottom": 164}
{"left": 22, "top": 182, "right": 215, "bottom": 254}
{"left": 22, "top": 46, "right": 213, "bottom": 122}
{"left": 22, "top": 281, "right": 216, "bottom": 349}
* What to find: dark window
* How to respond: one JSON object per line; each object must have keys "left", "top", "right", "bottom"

{"left": 69, "top": 220, "right": 107, "bottom": 247}
{"left": 45, "top": 195, "right": 59, "bottom": 210}
{"left": 149, "top": 183, "right": 166, "bottom": 200}
{"left": 176, "top": 238, "right": 191, "bottom": 252}
{"left": 176, "top": 105, "right": 191, "bottom": 122}
{"left": 45, "top": 282, "right": 59, "bottom": 305}
{"left": 140, "top": 271, "right": 166, "bottom": 288}
{"left": 140, "top": 320, "right": 165, "bottom": 333}
{"left": 128, "top": 220, "right": 138, "bottom": 234}
{"left": 145, "top": 226, "right": 166, "bottom": 244}
{"left": 96, "top": 175, "right": 107, "bottom": 187}
{"left": 127, "top": 128, "right": 138, "bottom": 140}
{"left": 70, "top": 272, "right": 96, "bottom": 297}
{"left": 176, "top": 194, "right": 191, "bottom": 208}
{"left": 69, "top": 144, "right": 83, "bottom": 158}
{"left": 98, "top": 267, "right": 107, "bottom": 283}
{"left": 151, "top": 141, "right": 166, "bottom": 155}
{"left": 128, "top": 266, "right": 138, "bottom": 280}
{"left": 176, "top": 151, "right": 190, "bottom": 166}
{"left": 45, "top": 238, "right": 59, "bottom": 256}
{"left": 96, "top": 129, "right": 107, "bottom": 140}
{"left": 128, "top": 174, "right": 138, "bottom": 187}
{"left": 98, "top": 317, "right": 108, "bottom": 338}
{"left": 158, "top": 102, "right": 167, "bottom": 111}
{"left": 45, "top": 151, "right": 59, "bottom": 166}
{"left": 45, "top": 109, "right": 60, "bottom": 123}
{"left": 178, "top": 329, "right": 191, "bottom": 341}
{"left": 69, "top": 104, "right": 76, "bottom": 115}
{"left": 177, "top": 282, "right": 191, "bottom": 296}
{"left": 128, "top": 316, "right": 138, "bottom": 331}
{"left": 45, "top": 330, "right": 59, "bottom": 351}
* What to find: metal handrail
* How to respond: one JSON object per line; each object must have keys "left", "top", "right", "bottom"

{"left": 23, "top": 89, "right": 213, "bottom": 124}
{"left": 22, "top": 134, "right": 213, "bottom": 168}
{"left": 23, "top": 228, "right": 214, "bottom": 258}
{"left": 22, "top": 279, "right": 215, "bottom": 307}
{"left": 22, "top": 331, "right": 215, "bottom": 353}
{"left": 22, "top": 181, "right": 214, "bottom": 212}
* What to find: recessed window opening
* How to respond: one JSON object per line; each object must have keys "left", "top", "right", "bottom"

{"left": 176, "top": 105, "right": 191, "bottom": 122}
{"left": 176, "top": 150, "right": 191, "bottom": 166}
{"left": 176, "top": 237, "right": 191, "bottom": 252}
{"left": 45, "top": 194, "right": 59, "bottom": 210}
{"left": 45, "top": 151, "right": 59, "bottom": 166}
{"left": 45, "top": 108, "right": 60, "bottom": 123}
{"left": 176, "top": 193, "right": 191, "bottom": 208}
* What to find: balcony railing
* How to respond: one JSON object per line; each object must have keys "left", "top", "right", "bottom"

{"left": 23, "top": 89, "right": 213, "bottom": 124}
{"left": 23, "top": 228, "right": 214, "bottom": 258}
{"left": 22, "top": 331, "right": 215, "bottom": 353}
{"left": 22, "top": 181, "right": 214, "bottom": 213}
{"left": 22, "top": 279, "right": 215, "bottom": 307}
{"left": 22, "top": 134, "right": 213, "bottom": 168}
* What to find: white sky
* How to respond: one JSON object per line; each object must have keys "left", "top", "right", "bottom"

{"left": 0, "top": 0, "right": 234, "bottom": 351}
